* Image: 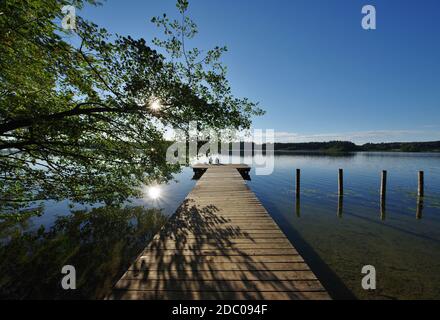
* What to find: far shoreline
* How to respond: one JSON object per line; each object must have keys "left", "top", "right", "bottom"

{"left": 272, "top": 149, "right": 440, "bottom": 154}
{"left": 264, "top": 141, "right": 440, "bottom": 153}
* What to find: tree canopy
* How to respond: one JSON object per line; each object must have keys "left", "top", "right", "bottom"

{"left": 0, "top": 0, "right": 263, "bottom": 215}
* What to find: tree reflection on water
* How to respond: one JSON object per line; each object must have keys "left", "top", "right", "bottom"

{"left": 0, "top": 206, "right": 167, "bottom": 299}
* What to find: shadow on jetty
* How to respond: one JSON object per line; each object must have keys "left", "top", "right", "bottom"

{"left": 110, "top": 199, "right": 327, "bottom": 300}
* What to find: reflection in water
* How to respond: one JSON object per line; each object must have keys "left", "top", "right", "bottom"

{"left": 295, "top": 196, "right": 301, "bottom": 218}
{"left": 337, "top": 196, "right": 343, "bottom": 218}
{"left": 380, "top": 197, "right": 386, "bottom": 221}
{"left": 147, "top": 186, "right": 162, "bottom": 200}
{"left": 0, "top": 206, "right": 167, "bottom": 299}
{"left": 248, "top": 152, "right": 440, "bottom": 299}
{"left": 416, "top": 197, "right": 424, "bottom": 220}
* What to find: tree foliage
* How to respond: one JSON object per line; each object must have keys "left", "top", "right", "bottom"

{"left": 0, "top": 0, "right": 262, "bottom": 214}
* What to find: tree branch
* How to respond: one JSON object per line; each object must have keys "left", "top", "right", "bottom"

{"left": 0, "top": 102, "right": 143, "bottom": 135}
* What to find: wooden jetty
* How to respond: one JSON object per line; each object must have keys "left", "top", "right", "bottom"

{"left": 109, "top": 165, "right": 330, "bottom": 300}
{"left": 192, "top": 163, "right": 251, "bottom": 178}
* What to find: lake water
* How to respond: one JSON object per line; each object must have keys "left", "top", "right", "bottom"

{"left": 1, "top": 152, "right": 440, "bottom": 299}
{"left": 248, "top": 152, "right": 440, "bottom": 300}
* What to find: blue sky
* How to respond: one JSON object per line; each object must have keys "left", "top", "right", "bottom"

{"left": 79, "top": 0, "right": 440, "bottom": 144}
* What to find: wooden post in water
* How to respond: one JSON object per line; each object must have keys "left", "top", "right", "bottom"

{"left": 380, "top": 170, "right": 387, "bottom": 199}
{"left": 338, "top": 169, "right": 343, "bottom": 196}
{"left": 380, "top": 170, "right": 387, "bottom": 220}
{"left": 295, "top": 169, "right": 301, "bottom": 217}
{"left": 418, "top": 171, "right": 424, "bottom": 198}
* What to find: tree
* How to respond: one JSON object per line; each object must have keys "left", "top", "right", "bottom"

{"left": 0, "top": 0, "right": 263, "bottom": 215}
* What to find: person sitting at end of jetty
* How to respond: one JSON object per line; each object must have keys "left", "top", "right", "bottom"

{"left": 215, "top": 158, "right": 220, "bottom": 165}
{"left": 209, "top": 157, "right": 213, "bottom": 164}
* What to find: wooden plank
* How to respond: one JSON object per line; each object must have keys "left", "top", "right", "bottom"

{"left": 148, "top": 238, "right": 294, "bottom": 245}
{"left": 128, "top": 262, "right": 312, "bottom": 272}
{"left": 110, "top": 290, "right": 331, "bottom": 300}
{"left": 109, "top": 166, "right": 330, "bottom": 300}
{"left": 167, "top": 222, "right": 281, "bottom": 229}
{"left": 114, "top": 279, "right": 326, "bottom": 292}
{"left": 140, "top": 249, "right": 299, "bottom": 256}
{"left": 144, "top": 242, "right": 295, "bottom": 250}
{"left": 192, "top": 164, "right": 250, "bottom": 169}
{"left": 165, "top": 230, "right": 285, "bottom": 235}
{"left": 161, "top": 235, "right": 291, "bottom": 240}
{"left": 134, "top": 254, "right": 304, "bottom": 265}
{"left": 121, "top": 270, "right": 317, "bottom": 281}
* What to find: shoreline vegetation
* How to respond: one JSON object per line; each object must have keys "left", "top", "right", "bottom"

{"left": 187, "top": 141, "right": 440, "bottom": 155}
{"left": 266, "top": 141, "right": 440, "bottom": 153}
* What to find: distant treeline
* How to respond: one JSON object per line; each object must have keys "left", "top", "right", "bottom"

{"left": 165, "top": 140, "right": 440, "bottom": 153}
{"left": 267, "top": 141, "right": 440, "bottom": 152}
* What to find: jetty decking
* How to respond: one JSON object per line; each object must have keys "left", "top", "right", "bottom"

{"left": 192, "top": 164, "right": 251, "bottom": 180}
{"left": 192, "top": 163, "right": 251, "bottom": 170}
{"left": 109, "top": 166, "right": 330, "bottom": 300}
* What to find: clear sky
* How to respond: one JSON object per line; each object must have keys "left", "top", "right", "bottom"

{"left": 79, "top": 0, "right": 440, "bottom": 144}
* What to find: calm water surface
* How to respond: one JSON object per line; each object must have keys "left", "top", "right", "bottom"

{"left": 1, "top": 152, "right": 439, "bottom": 299}
{"left": 248, "top": 152, "right": 440, "bottom": 300}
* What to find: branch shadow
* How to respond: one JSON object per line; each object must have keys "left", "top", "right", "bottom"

{"left": 109, "top": 197, "right": 329, "bottom": 300}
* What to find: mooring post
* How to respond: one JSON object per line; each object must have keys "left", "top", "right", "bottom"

{"left": 295, "top": 169, "right": 301, "bottom": 217}
{"left": 338, "top": 169, "right": 343, "bottom": 196}
{"left": 380, "top": 170, "right": 387, "bottom": 220}
{"left": 380, "top": 170, "right": 387, "bottom": 199}
{"left": 418, "top": 171, "right": 424, "bottom": 198}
